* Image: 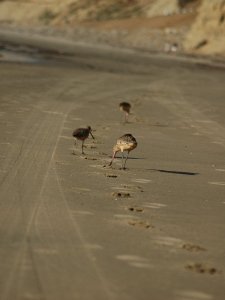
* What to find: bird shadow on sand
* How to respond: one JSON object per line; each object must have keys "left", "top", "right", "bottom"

{"left": 147, "top": 168, "right": 199, "bottom": 176}
{"left": 113, "top": 156, "right": 146, "bottom": 160}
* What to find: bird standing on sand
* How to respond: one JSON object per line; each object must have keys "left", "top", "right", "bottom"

{"left": 72, "top": 126, "right": 94, "bottom": 155}
{"left": 119, "top": 102, "right": 131, "bottom": 123}
{"left": 109, "top": 134, "right": 137, "bottom": 169}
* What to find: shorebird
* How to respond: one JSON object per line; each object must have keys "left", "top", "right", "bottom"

{"left": 119, "top": 102, "right": 131, "bottom": 123}
{"left": 72, "top": 126, "right": 94, "bottom": 155}
{"left": 109, "top": 134, "right": 137, "bottom": 169}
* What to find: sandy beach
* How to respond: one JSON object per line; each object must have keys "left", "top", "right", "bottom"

{"left": 0, "top": 29, "right": 225, "bottom": 300}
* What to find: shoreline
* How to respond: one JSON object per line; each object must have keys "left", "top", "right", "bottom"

{"left": 0, "top": 24, "right": 225, "bottom": 69}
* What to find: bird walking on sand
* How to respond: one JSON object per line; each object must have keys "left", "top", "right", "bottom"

{"left": 109, "top": 134, "right": 137, "bottom": 169}
{"left": 72, "top": 126, "right": 94, "bottom": 155}
{"left": 119, "top": 102, "right": 131, "bottom": 123}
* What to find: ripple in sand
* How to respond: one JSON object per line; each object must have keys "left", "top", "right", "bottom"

{"left": 132, "top": 178, "right": 152, "bottom": 184}
{"left": 116, "top": 254, "right": 152, "bottom": 269}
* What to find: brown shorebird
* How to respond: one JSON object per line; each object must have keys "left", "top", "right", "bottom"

{"left": 72, "top": 126, "right": 94, "bottom": 155}
{"left": 109, "top": 134, "right": 137, "bottom": 169}
{"left": 119, "top": 102, "right": 131, "bottom": 123}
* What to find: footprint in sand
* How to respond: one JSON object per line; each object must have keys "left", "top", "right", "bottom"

{"left": 106, "top": 174, "right": 118, "bottom": 178}
{"left": 111, "top": 192, "right": 131, "bottom": 199}
{"left": 128, "top": 219, "right": 154, "bottom": 229}
{"left": 181, "top": 243, "right": 206, "bottom": 252}
{"left": 114, "top": 214, "right": 152, "bottom": 230}
{"left": 153, "top": 236, "right": 206, "bottom": 252}
{"left": 121, "top": 184, "right": 144, "bottom": 192}
{"left": 185, "top": 263, "right": 221, "bottom": 275}
{"left": 127, "top": 206, "right": 144, "bottom": 213}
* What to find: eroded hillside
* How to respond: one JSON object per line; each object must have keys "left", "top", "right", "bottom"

{"left": 0, "top": 0, "right": 224, "bottom": 57}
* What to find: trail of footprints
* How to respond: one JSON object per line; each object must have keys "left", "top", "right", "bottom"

{"left": 70, "top": 123, "right": 221, "bottom": 275}
{"left": 110, "top": 180, "right": 219, "bottom": 274}
{"left": 76, "top": 150, "right": 220, "bottom": 275}
{"left": 110, "top": 182, "right": 156, "bottom": 230}
{"left": 110, "top": 173, "right": 219, "bottom": 274}
{"left": 184, "top": 263, "right": 221, "bottom": 275}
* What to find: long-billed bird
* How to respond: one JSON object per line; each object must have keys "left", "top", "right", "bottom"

{"left": 119, "top": 102, "right": 131, "bottom": 123}
{"left": 109, "top": 133, "right": 137, "bottom": 169}
{"left": 72, "top": 126, "right": 94, "bottom": 155}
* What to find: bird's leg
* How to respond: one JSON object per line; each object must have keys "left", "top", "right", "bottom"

{"left": 73, "top": 139, "right": 77, "bottom": 155}
{"left": 125, "top": 112, "right": 129, "bottom": 123}
{"left": 81, "top": 140, "right": 85, "bottom": 154}
{"left": 121, "top": 151, "right": 124, "bottom": 169}
{"left": 123, "top": 151, "right": 129, "bottom": 169}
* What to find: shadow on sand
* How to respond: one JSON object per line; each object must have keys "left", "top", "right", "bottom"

{"left": 114, "top": 156, "right": 146, "bottom": 160}
{"left": 148, "top": 168, "right": 199, "bottom": 176}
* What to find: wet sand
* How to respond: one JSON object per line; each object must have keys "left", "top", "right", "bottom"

{"left": 0, "top": 31, "right": 225, "bottom": 300}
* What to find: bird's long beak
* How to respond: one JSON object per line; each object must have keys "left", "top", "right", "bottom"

{"left": 90, "top": 131, "right": 95, "bottom": 139}
{"left": 109, "top": 151, "right": 116, "bottom": 166}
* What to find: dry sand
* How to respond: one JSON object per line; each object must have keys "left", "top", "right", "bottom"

{"left": 0, "top": 30, "right": 225, "bottom": 300}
